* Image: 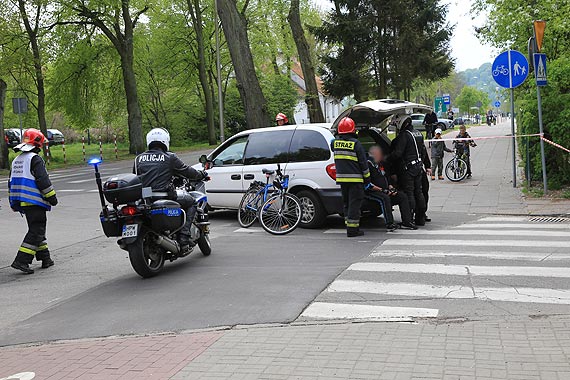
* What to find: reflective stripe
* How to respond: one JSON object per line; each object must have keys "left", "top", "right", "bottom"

{"left": 346, "top": 222, "right": 360, "bottom": 228}
{"left": 41, "top": 185, "right": 54, "bottom": 195}
{"left": 44, "top": 189, "right": 56, "bottom": 198}
{"left": 336, "top": 178, "right": 364, "bottom": 183}
{"left": 363, "top": 171, "right": 371, "bottom": 178}
{"left": 19, "top": 246, "right": 36, "bottom": 255}
{"left": 334, "top": 150, "right": 357, "bottom": 157}
{"left": 22, "top": 242, "right": 38, "bottom": 250}
{"left": 38, "top": 245, "right": 48, "bottom": 251}
{"left": 9, "top": 152, "right": 51, "bottom": 210}
{"left": 334, "top": 155, "right": 359, "bottom": 162}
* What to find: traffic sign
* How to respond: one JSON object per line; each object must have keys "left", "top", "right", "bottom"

{"left": 492, "top": 50, "right": 529, "bottom": 89}
{"left": 534, "top": 53, "right": 547, "bottom": 86}
{"left": 443, "top": 94, "right": 451, "bottom": 105}
{"left": 434, "top": 97, "right": 447, "bottom": 113}
{"left": 494, "top": 101, "right": 501, "bottom": 108}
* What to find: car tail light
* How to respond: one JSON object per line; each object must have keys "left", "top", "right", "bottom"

{"left": 121, "top": 205, "right": 138, "bottom": 216}
{"left": 326, "top": 163, "right": 337, "bottom": 180}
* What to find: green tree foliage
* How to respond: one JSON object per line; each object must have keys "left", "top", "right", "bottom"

{"left": 455, "top": 86, "right": 490, "bottom": 116}
{"left": 313, "top": 0, "right": 454, "bottom": 102}
{"left": 473, "top": 0, "right": 570, "bottom": 187}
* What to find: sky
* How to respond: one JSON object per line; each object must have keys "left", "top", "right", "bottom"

{"left": 312, "top": 0, "right": 494, "bottom": 72}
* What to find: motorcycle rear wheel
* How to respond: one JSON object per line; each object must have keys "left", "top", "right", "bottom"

{"left": 127, "top": 227, "right": 165, "bottom": 278}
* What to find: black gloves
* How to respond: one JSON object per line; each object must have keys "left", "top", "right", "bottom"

{"left": 199, "top": 170, "right": 210, "bottom": 181}
{"left": 47, "top": 195, "right": 58, "bottom": 206}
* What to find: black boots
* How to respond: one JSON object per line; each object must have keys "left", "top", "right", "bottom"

{"left": 11, "top": 261, "right": 34, "bottom": 274}
{"left": 41, "top": 258, "right": 55, "bottom": 268}
{"left": 347, "top": 227, "right": 364, "bottom": 237}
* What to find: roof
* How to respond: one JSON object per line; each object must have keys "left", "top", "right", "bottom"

{"left": 291, "top": 61, "right": 325, "bottom": 96}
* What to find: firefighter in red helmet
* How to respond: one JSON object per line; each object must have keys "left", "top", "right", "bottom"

{"left": 9, "top": 128, "right": 58, "bottom": 274}
{"left": 331, "top": 117, "right": 370, "bottom": 237}
{"left": 275, "top": 113, "right": 289, "bottom": 126}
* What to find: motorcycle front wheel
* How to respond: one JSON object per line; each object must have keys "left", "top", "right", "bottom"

{"left": 127, "top": 227, "right": 165, "bottom": 278}
{"left": 198, "top": 231, "right": 212, "bottom": 256}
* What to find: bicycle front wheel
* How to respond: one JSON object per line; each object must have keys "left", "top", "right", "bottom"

{"left": 445, "top": 158, "right": 468, "bottom": 182}
{"left": 238, "top": 189, "right": 261, "bottom": 228}
{"left": 259, "top": 193, "right": 302, "bottom": 235}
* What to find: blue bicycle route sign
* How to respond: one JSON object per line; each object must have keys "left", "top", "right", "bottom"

{"left": 492, "top": 50, "right": 529, "bottom": 89}
{"left": 494, "top": 101, "right": 501, "bottom": 108}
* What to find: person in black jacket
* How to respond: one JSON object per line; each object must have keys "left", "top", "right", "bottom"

{"left": 367, "top": 146, "right": 416, "bottom": 231}
{"left": 423, "top": 110, "right": 438, "bottom": 142}
{"left": 135, "top": 128, "right": 208, "bottom": 252}
{"left": 332, "top": 117, "right": 370, "bottom": 237}
{"left": 9, "top": 129, "right": 58, "bottom": 274}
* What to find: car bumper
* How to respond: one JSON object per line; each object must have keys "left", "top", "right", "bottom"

{"left": 316, "top": 188, "right": 343, "bottom": 215}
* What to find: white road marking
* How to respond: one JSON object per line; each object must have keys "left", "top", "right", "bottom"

{"left": 370, "top": 249, "right": 570, "bottom": 261}
{"left": 57, "top": 189, "right": 84, "bottom": 192}
{"left": 68, "top": 178, "right": 96, "bottom": 184}
{"left": 300, "top": 302, "right": 438, "bottom": 320}
{"left": 328, "top": 280, "right": 570, "bottom": 305}
{"left": 457, "top": 223, "right": 570, "bottom": 230}
{"left": 398, "top": 229, "right": 570, "bottom": 237}
{"left": 348, "top": 262, "right": 570, "bottom": 278}
{"left": 382, "top": 239, "right": 570, "bottom": 248}
{"left": 478, "top": 216, "right": 529, "bottom": 222}
{"left": 233, "top": 227, "right": 264, "bottom": 233}
{"left": 323, "top": 229, "right": 346, "bottom": 234}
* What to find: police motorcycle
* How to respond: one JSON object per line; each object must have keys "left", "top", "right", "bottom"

{"left": 90, "top": 158, "right": 211, "bottom": 278}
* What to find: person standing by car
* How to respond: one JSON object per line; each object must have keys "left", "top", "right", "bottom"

{"left": 453, "top": 125, "right": 477, "bottom": 178}
{"left": 332, "top": 117, "right": 370, "bottom": 237}
{"left": 447, "top": 109, "right": 454, "bottom": 121}
{"left": 422, "top": 110, "right": 438, "bottom": 142}
{"left": 275, "top": 113, "right": 289, "bottom": 126}
{"left": 430, "top": 128, "right": 453, "bottom": 180}
{"left": 390, "top": 116, "right": 430, "bottom": 226}
{"left": 366, "top": 146, "right": 416, "bottom": 230}
{"left": 9, "top": 129, "right": 58, "bottom": 274}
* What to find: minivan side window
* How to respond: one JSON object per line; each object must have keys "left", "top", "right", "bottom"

{"left": 288, "top": 130, "right": 331, "bottom": 162}
{"left": 212, "top": 136, "right": 249, "bottom": 166}
{"left": 243, "top": 130, "right": 294, "bottom": 165}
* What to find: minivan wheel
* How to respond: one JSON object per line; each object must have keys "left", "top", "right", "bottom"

{"left": 296, "top": 190, "right": 326, "bottom": 229}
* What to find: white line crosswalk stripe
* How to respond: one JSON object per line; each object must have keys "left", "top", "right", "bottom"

{"left": 299, "top": 216, "right": 570, "bottom": 321}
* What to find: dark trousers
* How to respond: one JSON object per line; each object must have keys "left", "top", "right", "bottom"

{"left": 425, "top": 124, "right": 434, "bottom": 141}
{"left": 14, "top": 205, "right": 50, "bottom": 264}
{"left": 400, "top": 172, "right": 426, "bottom": 222}
{"left": 175, "top": 192, "right": 197, "bottom": 238}
{"left": 340, "top": 183, "right": 364, "bottom": 229}
{"left": 432, "top": 156, "right": 443, "bottom": 177}
{"left": 367, "top": 191, "right": 412, "bottom": 224}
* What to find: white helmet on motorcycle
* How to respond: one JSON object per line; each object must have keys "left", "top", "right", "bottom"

{"left": 146, "top": 128, "right": 170, "bottom": 151}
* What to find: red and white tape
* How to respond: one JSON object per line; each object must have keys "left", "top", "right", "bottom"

{"left": 424, "top": 133, "right": 542, "bottom": 143}
{"left": 541, "top": 136, "right": 570, "bottom": 153}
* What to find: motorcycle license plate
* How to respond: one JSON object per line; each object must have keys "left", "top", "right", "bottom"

{"left": 122, "top": 224, "right": 138, "bottom": 238}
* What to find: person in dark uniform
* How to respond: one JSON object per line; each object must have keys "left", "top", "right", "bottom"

{"left": 332, "top": 117, "right": 370, "bottom": 237}
{"left": 390, "top": 116, "right": 431, "bottom": 226}
{"left": 9, "top": 129, "right": 58, "bottom": 274}
{"left": 423, "top": 110, "right": 438, "bottom": 142}
{"left": 366, "top": 145, "right": 416, "bottom": 231}
{"left": 134, "top": 128, "right": 208, "bottom": 252}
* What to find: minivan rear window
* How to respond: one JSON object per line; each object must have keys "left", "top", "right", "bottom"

{"left": 243, "top": 130, "right": 294, "bottom": 165}
{"left": 288, "top": 130, "right": 330, "bottom": 162}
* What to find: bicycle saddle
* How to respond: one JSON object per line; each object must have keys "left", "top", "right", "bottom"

{"left": 262, "top": 169, "right": 275, "bottom": 175}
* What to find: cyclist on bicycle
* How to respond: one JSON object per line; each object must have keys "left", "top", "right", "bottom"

{"left": 423, "top": 110, "right": 438, "bottom": 142}
{"left": 453, "top": 125, "right": 477, "bottom": 178}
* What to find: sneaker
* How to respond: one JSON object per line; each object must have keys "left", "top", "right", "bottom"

{"left": 438, "top": 176, "right": 444, "bottom": 180}
{"left": 400, "top": 222, "right": 418, "bottom": 230}
{"left": 386, "top": 223, "right": 399, "bottom": 231}
{"left": 467, "top": 174, "right": 472, "bottom": 178}
{"left": 41, "top": 258, "right": 54, "bottom": 269}
{"left": 11, "top": 261, "right": 34, "bottom": 274}
{"left": 431, "top": 176, "right": 436, "bottom": 181}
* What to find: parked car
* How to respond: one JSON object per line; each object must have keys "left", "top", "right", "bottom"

{"left": 47, "top": 129, "right": 65, "bottom": 146}
{"left": 454, "top": 117, "right": 473, "bottom": 126}
{"left": 4, "top": 129, "right": 21, "bottom": 148}
{"left": 410, "top": 113, "right": 453, "bottom": 132}
{"left": 194, "top": 99, "right": 431, "bottom": 228}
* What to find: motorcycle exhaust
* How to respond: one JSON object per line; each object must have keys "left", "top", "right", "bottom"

{"left": 154, "top": 235, "right": 180, "bottom": 255}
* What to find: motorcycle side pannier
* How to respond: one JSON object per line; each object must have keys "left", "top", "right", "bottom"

{"left": 150, "top": 200, "right": 185, "bottom": 231}
{"left": 103, "top": 174, "right": 142, "bottom": 204}
{"left": 99, "top": 208, "right": 122, "bottom": 237}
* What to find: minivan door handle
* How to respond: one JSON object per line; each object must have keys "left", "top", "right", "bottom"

{"left": 243, "top": 174, "right": 255, "bottom": 180}
{"left": 231, "top": 174, "right": 241, "bottom": 180}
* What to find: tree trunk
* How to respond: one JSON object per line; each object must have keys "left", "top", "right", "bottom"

{"left": 120, "top": 49, "right": 145, "bottom": 154}
{"left": 188, "top": 0, "right": 216, "bottom": 145}
{"left": 288, "top": 0, "right": 324, "bottom": 123}
{"left": 0, "top": 79, "right": 8, "bottom": 169}
{"left": 216, "top": 0, "right": 269, "bottom": 128}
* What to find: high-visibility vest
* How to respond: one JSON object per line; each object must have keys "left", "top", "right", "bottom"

{"left": 9, "top": 152, "right": 51, "bottom": 210}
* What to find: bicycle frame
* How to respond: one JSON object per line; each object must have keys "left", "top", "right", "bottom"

{"left": 244, "top": 168, "right": 289, "bottom": 214}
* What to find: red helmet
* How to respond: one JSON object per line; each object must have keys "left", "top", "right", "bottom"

{"left": 338, "top": 117, "right": 356, "bottom": 134}
{"left": 23, "top": 128, "right": 46, "bottom": 148}
{"left": 275, "top": 113, "right": 288, "bottom": 123}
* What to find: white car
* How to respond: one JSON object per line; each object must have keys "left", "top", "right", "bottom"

{"left": 194, "top": 99, "right": 431, "bottom": 228}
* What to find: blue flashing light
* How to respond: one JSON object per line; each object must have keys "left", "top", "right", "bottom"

{"left": 88, "top": 157, "right": 102, "bottom": 166}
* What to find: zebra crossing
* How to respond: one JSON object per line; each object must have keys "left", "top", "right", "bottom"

{"left": 300, "top": 215, "right": 570, "bottom": 322}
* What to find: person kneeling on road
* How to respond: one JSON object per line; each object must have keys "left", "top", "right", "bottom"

{"left": 332, "top": 117, "right": 370, "bottom": 237}
{"left": 366, "top": 146, "right": 417, "bottom": 231}
{"left": 9, "top": 129, "right": 58, "bottom": 274}
{"left": 134, "top": 128, "right": 208, "bottom": 253}
{"left": 431, "top": 128, "right": 453, "bottom": 180}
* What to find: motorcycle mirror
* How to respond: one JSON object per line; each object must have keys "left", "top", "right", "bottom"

{"left": 198, "top": 154, "right": 208, "bottom": 164}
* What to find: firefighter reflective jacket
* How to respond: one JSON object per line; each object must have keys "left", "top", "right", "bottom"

{"left": 331, "top": 135, "right": 370, "bottom": 184}
{"left": 9, "top": 152, "right": 55, "bottom": 210}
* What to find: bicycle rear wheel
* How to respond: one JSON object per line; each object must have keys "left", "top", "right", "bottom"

{"left": 238, "top": 189, "right": 262, "bottom": 228}
{"left": 445, "top": 158, "right": 468, "bottom": 182}
{"left": 259, "top": 193, "right": 302, "bottom": 235}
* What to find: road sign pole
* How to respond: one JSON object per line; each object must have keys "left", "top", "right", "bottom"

{"left": 17, "top": 101, "right": 23, "bottom": 139}
{"left": 510, "top": 88, "right": 516, "bottom": 188}
{"left": 536, "top": 84, "right": 548, "bottom": 193}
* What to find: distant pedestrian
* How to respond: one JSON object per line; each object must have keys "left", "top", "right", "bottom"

{"left": 332, "top": 117, "right": 370, "bottom": 237}
{"left": 422, "top": 110, "right": 438, "bottom": 142}
{"left": 9, "top": 129, "right": 58, "bottom": 274}
{"left": 430, "top": 128, "right": 453, "bottom": 180}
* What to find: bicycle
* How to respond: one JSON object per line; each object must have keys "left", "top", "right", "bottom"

{"left": 445, "top": 147, "right": 469, "bottom": 182}
{"left": 237, "top": 164, "right": 302, "bottom": 235}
